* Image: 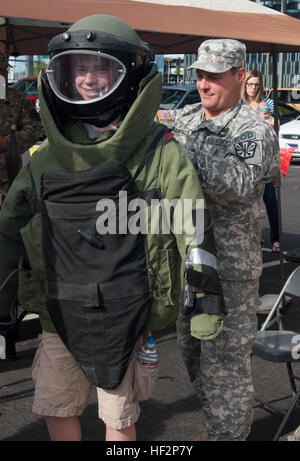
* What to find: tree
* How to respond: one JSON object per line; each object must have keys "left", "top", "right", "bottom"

{"left": 33, "top": 60, "right": 47, "bottom": 76}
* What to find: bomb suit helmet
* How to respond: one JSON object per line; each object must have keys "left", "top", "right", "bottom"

{"left": 44, "top": 14, "right": 154, "bottom": 127}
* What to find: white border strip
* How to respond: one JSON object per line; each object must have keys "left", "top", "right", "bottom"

{"left": 131, "top": 0, "right": 283, "bottom": 15}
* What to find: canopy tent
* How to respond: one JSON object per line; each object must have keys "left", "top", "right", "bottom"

{"left": 1, "top": 0, "right": 300, "bottom": 56}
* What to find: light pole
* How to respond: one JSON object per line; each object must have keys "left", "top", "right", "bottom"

{"left": 278, "top": 0, "right": 286, "bottom": 87}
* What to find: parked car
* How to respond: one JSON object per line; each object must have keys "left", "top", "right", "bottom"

{"left": 159, "top": 84, "right": 200, "bottom": 110}
{"left": 277, "top": 101, "right": 300, "bottom": 124}
{"left": 11, "top": 77, "right": 38, "bottom": 109}
{"left": 266, "top": 88, "right": 300, "bottom": 111}
{"left": 160, "top": 88, "right": 300, "bottom": 160}
{"left": 160, "top": 86, "right": 300, "bottom": 122}
{"left": 279, "top": 118, "right": 300, "bottom": 159}
{"left": 266, "top": 102, "right": 300, "bottom": 160}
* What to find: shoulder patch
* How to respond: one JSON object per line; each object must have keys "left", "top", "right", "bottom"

{"left": 234, "top": 131, "right": 257, "bottom": 159}
{"left": 234, "top": 131, "right": 257, "bottom": 143}
{"left": 157, "top": 109, "right": 172, "bottom": 121}
{"left": 234, "top": 140, "right": 257, "bottom": 159}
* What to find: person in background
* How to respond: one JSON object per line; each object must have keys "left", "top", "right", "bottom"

{"left": 158, "top": 39, "right": 280, "bottom": 440}
{"left": 241, "top": 69, "right": 280, "bottom": 253}
{"left": 241, "top": 69, "right": 274, "bottom": 113}
{"left": 0, "top": 52, "right": 42, "bottom": 360}
{"left": 0, "top": 52, "right": 42, "bottom": 206}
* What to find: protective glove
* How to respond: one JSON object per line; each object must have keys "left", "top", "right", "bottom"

{"left": 190, "top": 312, "right": 225, "bottom": 340}
{"left": 0, "top": 135, "right": 8, "bottom": 151}
{"left": 183, "top": 263, "right": 226, "bottom": 340}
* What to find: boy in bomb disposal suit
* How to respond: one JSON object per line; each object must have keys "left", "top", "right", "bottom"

{"left": 0, "top": 16, "right": 225, "bottom": 441}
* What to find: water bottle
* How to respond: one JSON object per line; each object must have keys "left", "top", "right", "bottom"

{"left": 138, "top": 335, "right": 158, "bottom": 372}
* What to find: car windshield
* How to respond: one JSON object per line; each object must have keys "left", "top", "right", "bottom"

{"left": 270, "top": 89, "right": 300, "bottom": 104}
{"left": 13, "top": 79, "right": 37, "bottom": 95}
{"left": 160, "top": 88, "right": 187, "bottom": 110}
{"left": 279, "top": 104, "right": 300, "bottom": 124}
{"left": 25, "top": 80, "right": 38, "bottom": 95}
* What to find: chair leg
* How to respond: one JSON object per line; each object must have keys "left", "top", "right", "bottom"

{"left": 286, "top": 363, "right": 297, "bottom": 395}
{"left": 15, "top": 310, "right": 28, "bottom": 330}
{"left": 273, "top": 390, "right": 300, "bottom": 441}
{"left": 4, "top": 327, "right": 18, "bottom": 360}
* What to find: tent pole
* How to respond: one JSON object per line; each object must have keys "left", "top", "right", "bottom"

{"left": 4, "top": 18, "right": 10, "bottom": 55}
{"left": 271, "top": 46, "right": 285, "bottom": 293}
{"left": 272, "top": 47, "right": 279, "bottom": 134}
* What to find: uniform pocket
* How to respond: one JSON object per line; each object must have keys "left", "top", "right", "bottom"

{"left": 18, "top": 258, "right": 45, "bottom": 312}
{"left": 133, "top": 356, "right": 158, "bottom": 401}
{"left": 155, "top": 248, "right": 181, "bottom": 305}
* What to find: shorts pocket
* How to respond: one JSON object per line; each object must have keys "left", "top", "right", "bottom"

{"left": 133, "top": 357, "right": 158, "bottom": 401}
{"left": 31, "top": 334, "right": 43, "bottom": 382}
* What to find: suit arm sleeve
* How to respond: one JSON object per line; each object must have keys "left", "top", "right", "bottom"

{"left": 0, "top": 166, "right": 34, "bottom": 317}
{"left": 159, "top": 139, "right": 226, "bottom": 315}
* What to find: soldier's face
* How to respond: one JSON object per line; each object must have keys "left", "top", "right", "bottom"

{"left": 196, "top": 68, "right": 245, "bottom": 119}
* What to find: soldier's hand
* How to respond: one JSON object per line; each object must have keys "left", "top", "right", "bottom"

{"left": 0, "top": 135, "right": 8, "bottom": 151}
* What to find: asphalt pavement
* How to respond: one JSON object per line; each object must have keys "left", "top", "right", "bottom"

{"left": 1, "top": 162, "right": 300, "bottom": 442}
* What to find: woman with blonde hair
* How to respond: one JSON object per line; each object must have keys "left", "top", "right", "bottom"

{"left": 241, "top": 69, "right": 274, "bottom": 122}
{"left": 242, "top": 69, "right": 280, "bottom": 253}
{"left": 241, "top": 69, "right": 265, "bottom": 107}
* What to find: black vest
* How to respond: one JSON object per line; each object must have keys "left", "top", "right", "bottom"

{"left": 41, "top": 129, "right": 166, "bottom": 388}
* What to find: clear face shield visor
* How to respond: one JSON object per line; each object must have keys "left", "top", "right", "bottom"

{"left": 46, "top": 50, "right": 126, "bottom": 105}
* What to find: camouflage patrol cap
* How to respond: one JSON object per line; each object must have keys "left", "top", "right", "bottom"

{"left": 189, "top": 39, "right": 246, "bottom": 73}
{"left": 0, "top": 52, "right": 10, "bottom": 71}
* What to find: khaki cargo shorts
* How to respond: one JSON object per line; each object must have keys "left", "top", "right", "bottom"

{"left": 31, "top": 331, "right": 157, "bottom": 429}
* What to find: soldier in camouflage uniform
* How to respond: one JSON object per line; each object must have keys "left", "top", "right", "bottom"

{"left": 157, "top": 39, "right": 280, "bottom": 441}
{"left": 0, "top": 52, "right": 42, "bottom": 203}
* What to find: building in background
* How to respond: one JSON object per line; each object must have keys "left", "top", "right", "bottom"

{"left": 252, "top": 0, "right": 300, "bottom": 19}
{"left": 250, "top": 0, "right": 300, "bottom": 87}
{"left": 8, "top": 55, "right": 49, "bottom": 84}
{"left": 158, "top": 1, "right": 300, "bottom": 90}
{"left": 155, "top": 54, "right": 165, "bottom": 78}
{"left": 156, "top": 54, "right": 185, "bottom": 85}
{"left": 8, "top": 2, "right": 300, "bottom": 91}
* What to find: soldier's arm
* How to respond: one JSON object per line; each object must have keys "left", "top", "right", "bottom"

{"left": 14, "top": 95, "right": 42, "bottom": 152}
{"left": 190, "top": 123, "right": 280, "bottom": 203}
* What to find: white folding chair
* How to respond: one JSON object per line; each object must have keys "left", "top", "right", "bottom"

{"left": 252, "top": 265, "right": 300, "bottom": 441}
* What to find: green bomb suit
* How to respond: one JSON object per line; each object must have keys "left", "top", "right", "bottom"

{"left": 0, "top": 71, "right": 222, "bottom": 387}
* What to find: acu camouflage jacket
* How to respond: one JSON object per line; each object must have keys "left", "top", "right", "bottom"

{"left": 158, "top": 99, "right": 280, "bottom": 281}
